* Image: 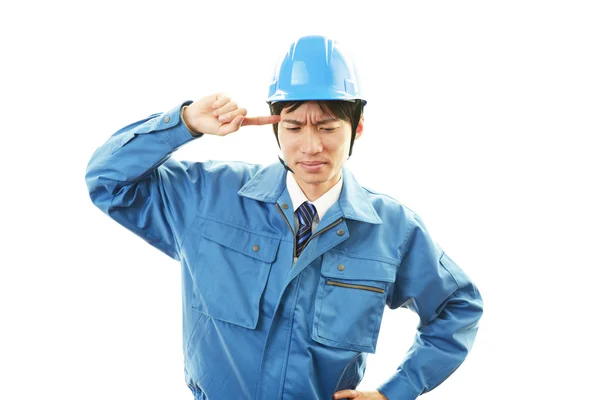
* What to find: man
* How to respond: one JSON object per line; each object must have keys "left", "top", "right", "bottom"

{"left": 86, "top": 35, "right": 483, "bottom": 400}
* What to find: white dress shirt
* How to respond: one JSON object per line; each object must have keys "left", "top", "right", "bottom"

{"left": 286, "top": 172, "right": 343, "bottom": 233}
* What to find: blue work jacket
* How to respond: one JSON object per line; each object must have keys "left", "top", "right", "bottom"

{"left": 86, "top": 102, "right": 483, "bottom": 400}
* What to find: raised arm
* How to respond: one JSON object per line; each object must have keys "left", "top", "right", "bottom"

{"left": 85, "top": 94, "right": 279, "bottom": 260}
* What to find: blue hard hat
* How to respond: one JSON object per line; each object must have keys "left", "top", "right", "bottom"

{"left": 267, "top": 35, "right": 366, "bottom": 103}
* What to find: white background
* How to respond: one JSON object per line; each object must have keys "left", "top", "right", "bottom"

{"left": 1, "top": 1, "right": 599, "bottom": 399}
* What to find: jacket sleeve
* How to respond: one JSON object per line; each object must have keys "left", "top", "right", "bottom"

{"left": 85, "top": 101, "right": 204, "bottom": 261}
{"left": 377, "top": 214, "right": 484, "bottom": 400}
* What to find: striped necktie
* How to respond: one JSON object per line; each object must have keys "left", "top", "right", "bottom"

{"left": 295, "top": 201, "right": 317, "bottom": 257}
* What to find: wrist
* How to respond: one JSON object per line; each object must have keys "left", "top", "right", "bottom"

{"left": 181, "top": 105, "right": 202, "bottom": 137}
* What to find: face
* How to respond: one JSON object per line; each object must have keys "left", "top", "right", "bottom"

{"left": 278, "top": 102, "right": 363, "bottom": 198}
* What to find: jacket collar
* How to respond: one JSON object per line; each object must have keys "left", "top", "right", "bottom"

{"left": 238, "top": 162, "right": 382, "bottom": 224}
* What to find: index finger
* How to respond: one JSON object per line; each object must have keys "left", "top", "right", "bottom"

{"left": 333, "top": 389, "right": 360, "bottom": 399}
{"left": 241, "top": 115, "right": 281, "bottom": 126}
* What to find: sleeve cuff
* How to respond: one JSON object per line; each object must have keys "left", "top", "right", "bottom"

{"left": 377, "top": 372, "right": 422, "bottom": 400}
{"left": 157, "top": 101, "right": 201, "bottom": 149}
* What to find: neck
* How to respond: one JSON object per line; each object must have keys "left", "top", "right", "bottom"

{"left": 294, "top": 174, "right": 341, "bottom": 202}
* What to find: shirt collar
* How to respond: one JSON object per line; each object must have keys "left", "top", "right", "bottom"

{"left": 238, "top": 162, "right": 381, "bottom": 225}
{"left": 286, "top": 172, "right": 343, "bottom": 222}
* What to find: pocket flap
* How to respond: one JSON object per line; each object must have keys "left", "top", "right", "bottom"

{"left": 199, "top": 219, "right": 279, "bottom": 263}
{"left": 321, "top": 252, "right": 397, "bottom": 282}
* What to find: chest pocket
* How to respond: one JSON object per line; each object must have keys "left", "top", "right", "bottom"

{"left": 312, "top": 252, "right": 397, "bottom": 353}
{"left": 191, "top": 218, "right": 280, "bottom": 329}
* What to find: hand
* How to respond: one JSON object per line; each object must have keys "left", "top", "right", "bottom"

{"left": 182, "top": 93, "right": 280, "bottom": 136}
{"left": 333, "top": 389, "right": 388, "bottom": 400}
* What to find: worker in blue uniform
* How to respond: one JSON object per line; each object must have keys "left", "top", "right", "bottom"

{"left": 86, "top": 34, "right": 483, "bottom": 400}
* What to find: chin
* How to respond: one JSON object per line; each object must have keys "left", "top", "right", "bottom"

{"left": 299, "top": 172, "right": 332, "bottom": 185}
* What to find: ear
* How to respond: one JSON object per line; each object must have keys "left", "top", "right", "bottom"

{"left": 354, "top": 115, "right": 364, "bottom": 140}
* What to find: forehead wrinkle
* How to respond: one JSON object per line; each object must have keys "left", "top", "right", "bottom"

{"left": 281, "top": 102, "right": 341, "bottom": 126}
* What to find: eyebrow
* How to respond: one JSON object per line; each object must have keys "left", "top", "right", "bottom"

{"left": 282, "top": 118, "right": 339, "bottom": 126}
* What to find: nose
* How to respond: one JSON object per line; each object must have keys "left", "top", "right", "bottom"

{"left": 300, "top": 128, "right": 323, "bottom": 154}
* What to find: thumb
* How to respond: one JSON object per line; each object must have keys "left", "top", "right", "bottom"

{"left": 215, "top": 115, "right": 246, "bottom": 136}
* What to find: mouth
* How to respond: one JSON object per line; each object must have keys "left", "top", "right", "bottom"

{"left": 297, "top": 161, "right": 327, "bottom": 172}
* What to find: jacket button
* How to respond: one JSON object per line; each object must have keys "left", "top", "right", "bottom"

{"left": 282, "top": 203, "right": 289, "bottom": 210}
{"left": 164, "top": 116, "right": 171, "bottom": 123}
{"left": 252, "top": 245, "right": 260, "bottom": 252}
{"left": 337, "top": 264, "right": 345, "bottom": 271}
{"left": 336, "top": 229, "right": 345, "bottom": 236}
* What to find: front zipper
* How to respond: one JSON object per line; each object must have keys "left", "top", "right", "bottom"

{"left": 275, "top": 203, "right": 344, "bottom": 267}
{"left": 326, "top": 280, "right": 385, "bottom": 294}
{"left": 276, "top": 203, "right": 296, "bottom": 264}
